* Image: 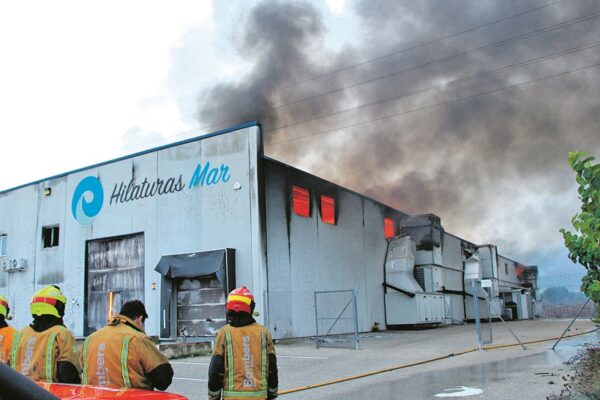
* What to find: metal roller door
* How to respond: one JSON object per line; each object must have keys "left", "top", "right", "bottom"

{"left": 85, "top": 233, "right": 144, "bottom": 335}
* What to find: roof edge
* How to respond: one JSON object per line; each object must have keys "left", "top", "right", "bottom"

{"left": 0, "top": 121, "right": 259, "bottom": 194}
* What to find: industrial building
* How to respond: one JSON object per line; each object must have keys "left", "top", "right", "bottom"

{"left": 0, "top": 122, "right": 539, "bottom": 340}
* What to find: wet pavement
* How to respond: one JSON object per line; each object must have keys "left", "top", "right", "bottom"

{"left": 167, "top": 319, "right": 598, "bottom": 399}
{"left": 298, "top": 337, "right": 594, "bottom": 399}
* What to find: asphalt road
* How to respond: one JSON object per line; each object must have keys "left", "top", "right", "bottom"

{"left": 165, "top": 319, "right": 598, "bottom": 400}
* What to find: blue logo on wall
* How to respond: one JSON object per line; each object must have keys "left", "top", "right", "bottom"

{"left": 72, "top": 176, "right": 104, "bottom": 225}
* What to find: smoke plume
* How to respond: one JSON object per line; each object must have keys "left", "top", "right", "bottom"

{"left": 196, "top": 0, "right": 600, "bottom": 286}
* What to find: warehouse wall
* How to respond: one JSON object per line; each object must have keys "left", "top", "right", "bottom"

{"left": 264, "top": 159, "right": 407, "bottom": 339}
{"left": 0, "top": 177, "right": 72, "bottom": 331}
{"left": 498, "top": 255, "right": 520, "bottom": 288}
{"left": 0, "top": 124, "right": 265, "bottom": 337}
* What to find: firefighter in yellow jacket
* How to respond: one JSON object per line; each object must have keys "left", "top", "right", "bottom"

{"left": 0, "top": 294, "right": 16, "bottom": 364}
{"left": 10, "top": 285, "right": 81, "bottom": 383}
{"left": 208, "top": 286, "right": 278, "bottom": 400}
{"left": 81, "top": 300, "right": 174, "bottom": 391}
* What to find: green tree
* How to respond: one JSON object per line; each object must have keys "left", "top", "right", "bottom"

{"left": 560, "top": 151, "right": 600, "bottom": 305}
{"left": 540, "top": 287, "right": 587, "bottom": 305}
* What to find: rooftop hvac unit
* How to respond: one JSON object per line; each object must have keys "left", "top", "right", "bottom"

{"left": 384, "top": 236, "right": 445, "bottom": 326}
{"left": 385, "top": 236, "right": 423, "bottom": 293}
{"left": 464, "top": 255, "right": 482, "bottom": 281}
{"left": 414, "top": 265, "right": 443, "bottom": 293}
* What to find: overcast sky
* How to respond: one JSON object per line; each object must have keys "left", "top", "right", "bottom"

{"left": 2, "top": 0, "right": 598, "bottom": 290}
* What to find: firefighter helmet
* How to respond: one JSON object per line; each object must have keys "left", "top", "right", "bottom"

{"left": 0, "top": 295, "right": 9, "bottom": 318}
{"left": 226, "top": 286, "right": 255, "bottom": 314}
{"left": 30, "top": 285, "right": 67, "bottom": 318}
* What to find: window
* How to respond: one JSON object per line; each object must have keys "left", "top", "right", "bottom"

{"left": 42, "top": 226, "right": 59, "bottom": 248}
{"left": 384, "top": 218, "right": 395, "bottom": 238}
{"left": 292, "top": 186, "right": 310, "bottom": 217}
{"left": 505, "top": 263, "right": 508, "bottom": 275}
{"left": 0, "top": 235, "right": 6, "bottom": 256}
{"left": 320, "top": 195, "right": 336, "bottom": 225}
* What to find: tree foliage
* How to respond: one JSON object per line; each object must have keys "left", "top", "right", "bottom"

{"left": 560, "top": 151, "right": 600, "bottom": 303}
{"left": 540, "top": 286, "right": 587, "bottom": 305}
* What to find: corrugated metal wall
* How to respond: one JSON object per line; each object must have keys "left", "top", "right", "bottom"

{"left": 264, "top": 159, "right": 408, "bottom": 339}
{"left": 0, "top": 124, "right": 267, "bottom": 337}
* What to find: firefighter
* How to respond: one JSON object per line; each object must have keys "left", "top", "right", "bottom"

{"left": 208, "top": 286, "right": 278, "bottom": 400}
{"left": 10, "top": 285, "right": 81, "bottom": 383}
{"left": 80, "top": 300, "right": 174, "bottom": 390}
{"left": 0, "top": 294, "right": 16, "bottom": 364}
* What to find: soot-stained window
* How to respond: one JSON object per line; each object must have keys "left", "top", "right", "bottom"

{"left": 42, "top": 226, "right": 59, "bottom": 248}
{"left": 384, "top": 218, "right": 395, "bottom": 239}
{"left": 320, "top": 195, "right": 336, "bottom": 225}
{"left": 292, "top": 186, "right": 310, "bottom": 217}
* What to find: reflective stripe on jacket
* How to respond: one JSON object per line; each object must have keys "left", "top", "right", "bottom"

{"left": 0, "top": 325, "right": 16, "bottom": 364}
{"left": 10, "top": 325, "right": 80, "bottom": 382}
{"left": 213, "top": 323, "right": 276, "bottom": 400}
{"left": 81, "top": 315, "right": 170, "bottom": 390}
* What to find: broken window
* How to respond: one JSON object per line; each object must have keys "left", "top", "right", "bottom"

{"left": 0, "top": 235, "right": 6, "bottom": 256}
{"left": 320, "top": 195, "right": 336, "bottom": 225}
{"left": 42, "top": 226, "right": 59, "bottom": 248}
{"left": 384, "top": 218, "right": 395, "bottom": 239}
{"left": 292, "top": 186, "right": 310, "bottom": 217}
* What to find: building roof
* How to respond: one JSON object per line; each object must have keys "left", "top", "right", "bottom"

{"left": 0, "top": 121, "right": 260, "bottom": 194}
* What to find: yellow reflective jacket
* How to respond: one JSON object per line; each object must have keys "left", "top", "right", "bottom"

{"left": 81, "top": 315, "right": 171, "bottom": 390}
{"left": 212, "top": 322, "right": 277, "bottom": 400}
{"left": 0, "top": 325, "right": 16, "bottom": 364}
{"left": 10, "top": 325, "right": 80, "bottom": 382}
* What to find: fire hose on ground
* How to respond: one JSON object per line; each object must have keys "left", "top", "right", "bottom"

{"left": 278, "top": 326, "right": 599, "bottom": 396}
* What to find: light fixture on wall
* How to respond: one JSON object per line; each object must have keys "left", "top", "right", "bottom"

{"left": 43, "top": 187, "right": 52, "bottom": 196}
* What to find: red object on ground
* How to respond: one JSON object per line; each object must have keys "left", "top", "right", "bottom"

{"left": 38, "top": 383, "right": 188, "bottom": 400}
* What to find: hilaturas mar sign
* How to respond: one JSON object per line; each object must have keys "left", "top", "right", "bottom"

{"left": 71, "top": 161, "right": 231, "bottom": 225}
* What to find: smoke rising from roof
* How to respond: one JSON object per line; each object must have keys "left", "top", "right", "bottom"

{"left": 195, "top": 0, "right": 600, "bottom": 284}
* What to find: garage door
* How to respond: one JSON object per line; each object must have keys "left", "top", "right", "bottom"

{"left": 85, "top": 233, "right": 144, "bottom": 335}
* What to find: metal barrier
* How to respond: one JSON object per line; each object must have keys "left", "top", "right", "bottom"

{"left": 472, "top": 280, "right": 526, "bottom": 350}
{"left": 313, "top": 289, "right": 360, "bottom": 350}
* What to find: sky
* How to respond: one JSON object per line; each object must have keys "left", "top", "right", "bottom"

{"left": 2, "top": 0, "right": 599, "bottom": 290}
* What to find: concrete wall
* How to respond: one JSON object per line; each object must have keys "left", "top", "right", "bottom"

{"left": 264, "top": 159, "right": 408, "bottom": 338}
{"left": 0, "top": 124, "right": 265, "bottom": 337}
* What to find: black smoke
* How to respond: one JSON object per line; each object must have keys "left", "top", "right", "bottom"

{"left": 196, "top": 0, "right": 600, "bottom": 278}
